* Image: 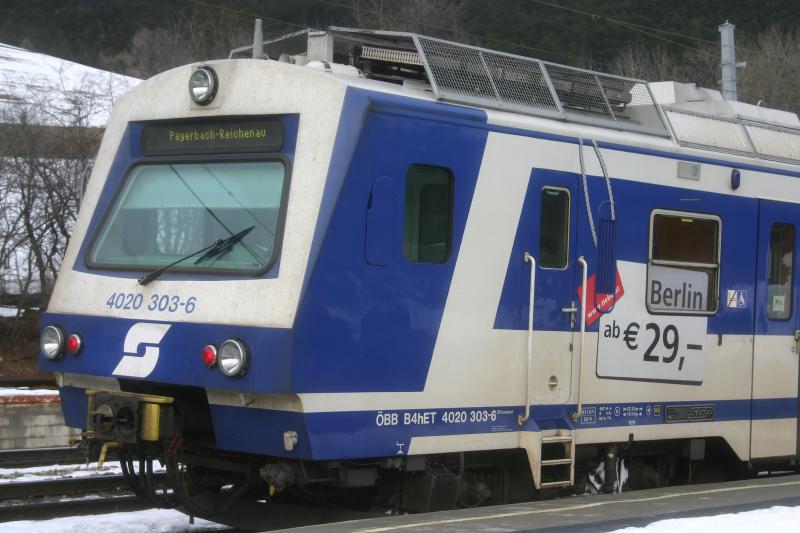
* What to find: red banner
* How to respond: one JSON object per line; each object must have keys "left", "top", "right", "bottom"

{"left": 577, "top": 270, "right": 624, "bottom": 326}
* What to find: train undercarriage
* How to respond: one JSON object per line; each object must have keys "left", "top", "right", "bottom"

{"left": 76, "top": 383, "right": 784, "bottom": 529}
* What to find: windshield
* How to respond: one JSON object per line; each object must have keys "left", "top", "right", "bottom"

{"left": 88, "top": 161, "right": 286, "bottom": 273}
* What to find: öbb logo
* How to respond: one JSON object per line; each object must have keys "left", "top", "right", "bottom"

{"left": 112, "top": 323, "right": 171, "bottom": 378}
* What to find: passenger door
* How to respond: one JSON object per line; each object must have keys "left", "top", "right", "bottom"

{"left": 752, "top": 199, "right": 800, "bottom": 459}
{"left": 528, "top": 170, "right": 580, "bottom": 404}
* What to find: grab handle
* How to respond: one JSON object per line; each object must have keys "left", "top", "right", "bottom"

{"left": 518, "top": 252, "right": 536, "bottom": 426}
{"left": 572, "top": 256, "right": 588, "bottom": 423}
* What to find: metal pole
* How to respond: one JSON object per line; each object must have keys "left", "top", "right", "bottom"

{"left": 719, "top": 21, "right": 737, "bottom": 101}
{"left": 253, "top": 19, "right": 264, "bottom": 59}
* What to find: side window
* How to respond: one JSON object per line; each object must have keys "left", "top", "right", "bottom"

{"left": 767, "top": 222, "right": 794, "bottom": 320}
{"left": 538, "top": 187, "right": 570, "bottom": 269}
{"left": 647, "top": 211, "right": 721, "bottom": 314}
{"left": 404, "top": 165, "right": 453, "bottom": 263}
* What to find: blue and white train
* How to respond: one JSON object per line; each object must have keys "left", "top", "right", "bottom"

{"left": 39, "top": 27, "right": 800, "bottom": 519}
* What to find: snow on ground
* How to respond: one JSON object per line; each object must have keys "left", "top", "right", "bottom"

{"left": 0, "top": 460, "right": 168, "bottom": 484}
{"left": 0, "top": 387, "right": 58, "bottom": 397}
{"left": 0, "top": 499, "right": 797, "bottom": 533}
{"left": 2, "top": 504, "right": 799, "bottom": 533}
{"left": 610, "top": 505, "right": 800, "bottom": 532}
{"left": 2, "top": 508, "right": 226, "bottom": 533}
{"left": 0, "top": 461, "right": 124, "bottom": 483}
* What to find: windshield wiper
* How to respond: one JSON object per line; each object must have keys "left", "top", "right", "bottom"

{"left": 138, "top": 225, "right": 255, "bottom": 286}
{"left": 193, "top": 225, "right": 256, "bottom": 265}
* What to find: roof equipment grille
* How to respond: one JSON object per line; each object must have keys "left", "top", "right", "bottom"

{"left": 412, "top": 34, "right": 667, "bottom": 136}
{"left": 664, "top": 106, "right": 800, "bottom": 164}
{"left": 234, "top": 27, "right": 800, "bottom": 162}
{"left": 311, "top": 28, "right": 671, "bottom": 137}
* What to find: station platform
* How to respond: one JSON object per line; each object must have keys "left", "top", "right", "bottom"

{"left": 276, "top": 474, "right": 800, "bottom": 532}
{"left": 0, "top": 388, "right": 79, "bottom": 449}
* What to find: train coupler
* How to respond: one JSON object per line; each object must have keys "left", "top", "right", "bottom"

{"left": 85, "top": 389, "right": 176, "bottom": 445}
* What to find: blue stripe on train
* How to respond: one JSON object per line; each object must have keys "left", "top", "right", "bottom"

{"left": 41, "top": 313, "right": 293, "bottom": 393}
{"left": 57, "top": 386, "right": 797, "bottom": 460}
{"left": 211, "top": 397, "right": 799, "bottom": 459}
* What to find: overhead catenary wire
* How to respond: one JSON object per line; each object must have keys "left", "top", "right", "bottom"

{"left": 527, "top": 0, "right": 728, "bottom": 51}
{"left": 608, "top": 20, "right": 702, "bottom": 52}
{"left": 183, "top": 0, "right": 608, "bottom": 66}
{"left": 310, "top": 0, "right": 597, "bottom": 64}
{"left": 183, "top": 0, "right": 308, "bottom": 30}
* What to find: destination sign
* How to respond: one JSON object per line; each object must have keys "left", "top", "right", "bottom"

{"left": 141, "top": 119, "right": 284, "bottom": 155}
{"left": 648, "top": 264, "right": 709, "bottom": 313}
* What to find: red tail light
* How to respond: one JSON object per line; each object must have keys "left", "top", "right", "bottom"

{"left": 201, "top": 345, "right": 218, "bottom": 368}
{"left": 66, "top": 334, "right": 82, "bottom": 355}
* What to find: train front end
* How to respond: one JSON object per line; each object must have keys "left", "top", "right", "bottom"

{"left": 38, "top": 58, "right": 349, "bottom": 513}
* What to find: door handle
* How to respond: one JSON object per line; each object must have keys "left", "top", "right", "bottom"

{"left": 794, "top": 330, "right": 800, "bottom": 353}
{"left": 562, "top": 301, "right": 577, "bottom": 329}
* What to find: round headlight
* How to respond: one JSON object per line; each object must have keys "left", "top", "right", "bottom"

{"left": 40, "top": 325, "right": 65, "bottom": 360}
{"left": 189, "top": 67, "right": 218, "bottom": 106}
{"left": 219, "top": 339, "right": 249, "bottom": 377}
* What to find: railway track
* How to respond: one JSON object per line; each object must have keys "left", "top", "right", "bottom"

{"left": 0, "top": 494, "right": 150, "bottom": 522}
{"left": 2, "top": 446, "right": 795, "bottom": 529}
{"left": 0, "top": 474, "right": 162, "bottom": 521}
{"left": 0, "top": 447, "right": 146, "bottom": 522}
{"left": 0, "top": 473, "right": 145, "bottom": 500}
{"left": 0, "top": 446, "right": 88, "bottom": 468}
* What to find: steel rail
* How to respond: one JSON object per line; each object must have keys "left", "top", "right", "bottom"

{"left": 0, "top": 446, "right": 88, "bottom": 468}
{"left": 0, "top": 494, "right": 150, "bottom": 522}
{"left": 0, "top": 474, "right": 166, "bottom": 501}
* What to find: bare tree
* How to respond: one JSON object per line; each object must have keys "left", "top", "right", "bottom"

{"left": 737, "top": 26, "right": 800, "bottom": 114}
{"left": 610, "top": 43, "right": 719, "bottom": 88}
{"left": 1, "top": 68, "right": 127, "bottom": 313}
{"left": 610, "top": 25, "right": 800, "bottom": 117}
{"left": 127, "top": 9, "right": 251, "bottom": 78}
{"left": 352, "top": 0, "right": 466, "bottom": 39}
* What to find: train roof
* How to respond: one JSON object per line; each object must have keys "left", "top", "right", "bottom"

{"left": 230, "top": 27, "right": 800, "bottom": 166}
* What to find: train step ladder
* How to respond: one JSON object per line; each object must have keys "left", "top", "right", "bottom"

{"left": 539, "top": 432, "right": 575, "bottom": 489}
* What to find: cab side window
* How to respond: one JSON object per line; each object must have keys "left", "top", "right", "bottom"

{"left": 404, "top": 165, "right": 453, "bottom": 264}
{"left": 538, "top": 187, "right": 570, "bottom": 269}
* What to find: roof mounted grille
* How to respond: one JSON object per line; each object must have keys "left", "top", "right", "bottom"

{"left": 234, "top": 27, "right": 669, "bottom": 137}
{"left": 413, "top": 34, "right": 667, "bottom": 135}
{"left": 664, "top": 106, "right": 800, "bottom": 164}
{"left": 355, "top": 30, "right": 668, "bottom": 136}
{"left": 360, "top": 45, "right": 422, "bottom": 66}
